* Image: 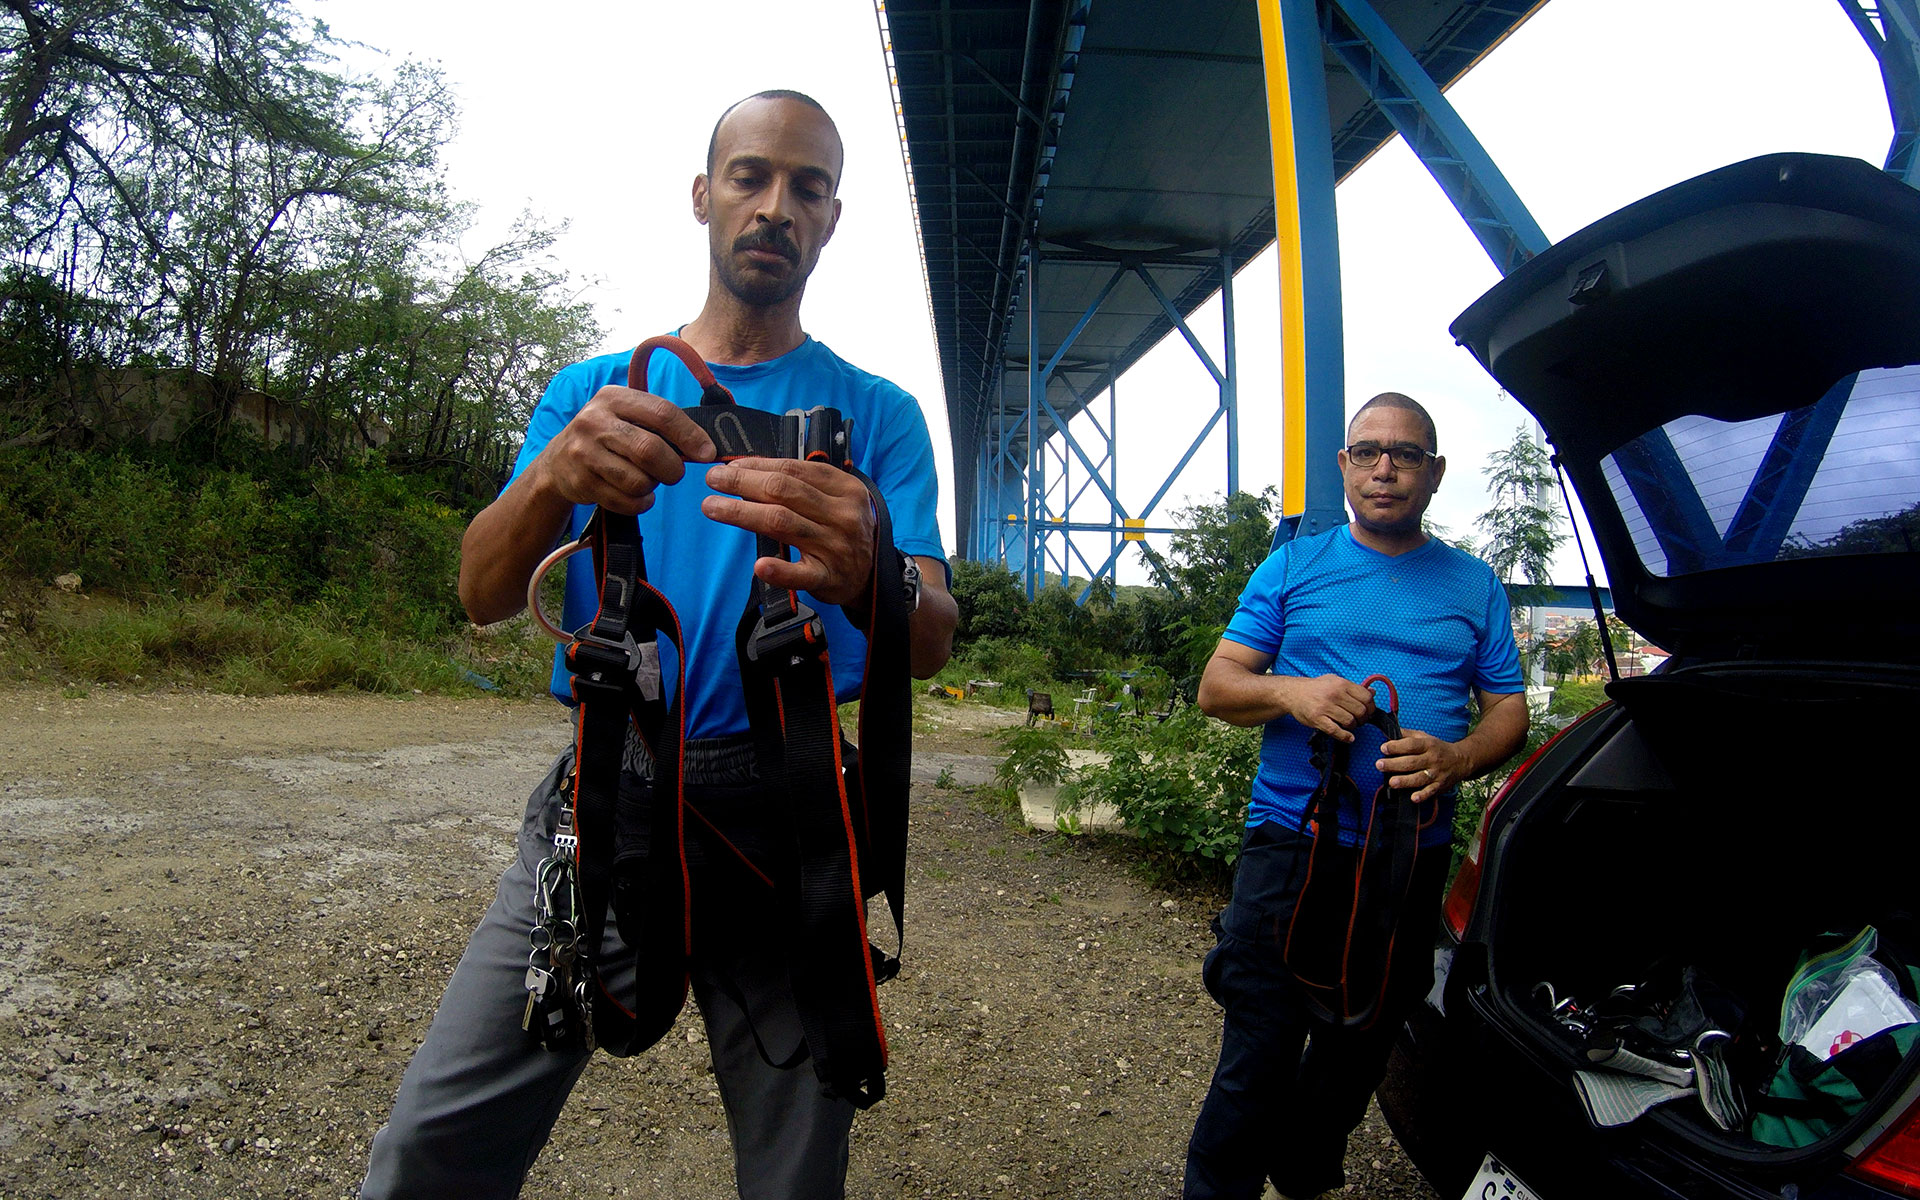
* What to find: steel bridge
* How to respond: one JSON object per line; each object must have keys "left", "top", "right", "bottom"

{"left": 875, "top": 0, "right": 1920, "bottom": 598}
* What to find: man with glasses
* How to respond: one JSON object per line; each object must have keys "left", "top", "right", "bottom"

{"left": 1183, "top": 392, "right": 1529, "bottom": 1200}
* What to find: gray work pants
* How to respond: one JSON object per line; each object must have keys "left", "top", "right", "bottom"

{"left": 361, "top": 747, "right": 857, "bottom": 1200}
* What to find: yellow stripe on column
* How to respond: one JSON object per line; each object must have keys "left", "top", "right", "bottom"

{"left": 1255, "top": 0, "right": 1307, "bottom": 518}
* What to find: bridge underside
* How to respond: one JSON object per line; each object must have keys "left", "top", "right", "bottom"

{"left": 879, "top": 0, "right": 1920, "bottom": 602}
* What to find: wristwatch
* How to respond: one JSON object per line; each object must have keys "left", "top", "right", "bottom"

{"left": 899, "top": 552, "right": 921, "bottom": 614}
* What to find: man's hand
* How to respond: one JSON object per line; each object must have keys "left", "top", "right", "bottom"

{"left": 1376, "top": 729, "right": 1472, "bottom": 803}
{"left": 1376, "top": 690, "right": 1529, "bottom": 804}
{"left": 457, "top": 385, "right": 716, "bottom": 626}
{"left": 1284, "top": 674, "right": 1379, "bottom": 743}
{"left": 701, "top": 457, "right": 876, "bottom": 606}
{"left": 533, "top": 385, "right": 718, "bottom": 514}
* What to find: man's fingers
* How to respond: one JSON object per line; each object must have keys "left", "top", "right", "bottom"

{"left": 752, "top": 554, "right": 830, "bottom": 594}
{"left": 700, "top": 494, "right": 826, "bottom": 546}
{"left": 706, "top": 458, "right": 863, "bottom": 518}
{"left": 599, "top": 387, "right": 717, "bottom": 462}
{"left": 1378, "top": 731, "right": 1432, "bottom": 758}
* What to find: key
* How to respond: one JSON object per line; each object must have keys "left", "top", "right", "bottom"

{"left": 521, "top": 965, "right": 553, "bottom": 1032}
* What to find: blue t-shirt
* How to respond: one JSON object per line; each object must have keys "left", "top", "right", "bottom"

{"left": 508, "top": 336, "right": 947, "bottom": 736}
{"left": 1222, "top": 526, "right": 1524, "bottom": 847}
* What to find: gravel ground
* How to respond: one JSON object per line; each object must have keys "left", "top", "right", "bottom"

{"left": 0, "top": 686, "right": 1440, "bottom": 1199}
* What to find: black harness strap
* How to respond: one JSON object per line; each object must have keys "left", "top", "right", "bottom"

{"left": 846, "top": 462, "right": 913, "bottom": 989}
{"left": 1283, "top": 674, "right": 1430, "bottom": 1030}
{"left": 730, "top": 401, "right": 905, "bottom": 1108}
{"left": 564, "top": 510, "right": 692, "bottom": 1057}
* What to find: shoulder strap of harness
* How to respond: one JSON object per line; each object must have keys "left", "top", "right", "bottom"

{"left": 565, "top": 503, "right": 692, "bottom": 1057}
{"left": 728, "top": 401, "right": 911, "bottom": 1109}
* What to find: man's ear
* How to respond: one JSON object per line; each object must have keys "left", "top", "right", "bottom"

{"left": 692, "top": 174, "right": 710, "bottom": 225}
{"left": 1430, "top": 455, "right": 1447, "bottom": 490}
{"left": 822, "top": 197, "right": 843, "bottom": 247}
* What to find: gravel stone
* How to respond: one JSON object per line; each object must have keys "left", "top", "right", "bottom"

{"left": 0, "top": 686, "right": 1438, "bottom": 1199}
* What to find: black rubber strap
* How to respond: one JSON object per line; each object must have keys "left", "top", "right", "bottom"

{"left": 846, "top": 465, "right": 912, "bottom": 984}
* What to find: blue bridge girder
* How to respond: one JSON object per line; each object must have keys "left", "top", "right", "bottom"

{"left": 1841, "top": 0, "right": 1920, "bottom": 182}
{"left": 882, "top": 0, "right": 1916, "bottom": 608}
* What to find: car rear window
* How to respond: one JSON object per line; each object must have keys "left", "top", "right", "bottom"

{"left": 1599, "top": 364, "right": 1920, "bottom": 577}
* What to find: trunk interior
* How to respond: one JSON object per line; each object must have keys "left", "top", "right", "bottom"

{"left": 1482, "top": 663, "right": 1920, "bottom": 1155}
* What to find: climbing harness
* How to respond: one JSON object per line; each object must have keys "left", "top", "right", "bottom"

{"left": 521, "top": 334, "right": 916, "bottom": 1107}
{"left": 1283, "top": 674, "right": 1436, "bottom": 1030}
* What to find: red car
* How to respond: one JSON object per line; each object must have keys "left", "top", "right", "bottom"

{"left": 1377, "top": 152, "right": 1920, "bottom": 1200}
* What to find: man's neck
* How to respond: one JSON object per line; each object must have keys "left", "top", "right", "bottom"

{"left": 679, "top": 285, "right": 808, "bottom": 366}
{"left": 1348, "top": 522, "right": 1430, "bottom": 557}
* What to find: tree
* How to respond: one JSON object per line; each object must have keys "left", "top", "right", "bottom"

{"left": 1476, "top": 424, "right": 1565, "bottom": 687}
{"left": 948, "top": 558, "right": 1026, "bottom": 648}
{"left": 1141, "top": 488, "right": 1281, "bottom": 676}
{"left": 1780, "top": 497, "right": 1920, "bottom": 559}
{"left": 0, "top": 1, "right": 601, "bottom": 495}
{"left": 1476, "top": 424, "right": 1563, "bottom": 604}
{"left": 1570, "top": 619, "right": 1601, "bottom": 679}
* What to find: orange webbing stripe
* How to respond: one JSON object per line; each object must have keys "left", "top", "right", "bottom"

{"left": 687, "top": 805, "right": 775, "bottom": 890}
{"left": 817, "top": 658, "right": 887, "bottom": 1059}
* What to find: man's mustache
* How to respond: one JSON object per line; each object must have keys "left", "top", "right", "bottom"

{"left": 732, "top": 228, "right": 800, "bottom": 263}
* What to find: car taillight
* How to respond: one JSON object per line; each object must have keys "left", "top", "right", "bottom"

{"left": 1441, "top": 702, "right": 1611, "bottom": 940}
{"left": 1850, "top": 1100, "right": 1920, "bottom": 1196}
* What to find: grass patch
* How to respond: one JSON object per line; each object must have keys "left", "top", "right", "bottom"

{"left": 1549, "top": 677, "right": 1609, "bottom": 717}
{"left": 2, "top": 590, "right": 555, "bottom": 698}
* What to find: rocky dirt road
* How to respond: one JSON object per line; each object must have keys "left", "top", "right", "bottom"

{"left": 0, "top": 687, "right": 1438, "bottom": 1199}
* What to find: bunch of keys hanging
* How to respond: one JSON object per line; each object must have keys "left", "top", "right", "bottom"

{"left": 524, "top": 808, "right": 591, "bottom": 1052}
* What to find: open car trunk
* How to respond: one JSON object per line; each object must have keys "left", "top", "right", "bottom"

{"left": 1477, "top": 662, "right": 1920, "bottom": 1161}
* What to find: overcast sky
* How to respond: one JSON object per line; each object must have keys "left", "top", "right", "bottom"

{"left": 307, "top": 0, "right": 1893, "bottom": 586}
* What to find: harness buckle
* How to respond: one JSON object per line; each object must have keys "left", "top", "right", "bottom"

{"left": 552, "top": 807, "right": 579, "bottom": 858}
{"left": 745, "top": 600, "right": 825, "bottom": 671}
{"left": 567, "top": 631, "right": 663, "bottom": 701}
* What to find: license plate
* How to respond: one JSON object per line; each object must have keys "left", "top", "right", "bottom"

{"left": 1459, "top": 1153, "right": 1543, "bottom": 1200}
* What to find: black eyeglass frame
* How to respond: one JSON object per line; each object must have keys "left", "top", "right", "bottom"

{"left": 1343, "top": 442, "right": 1439, "bottom": 471}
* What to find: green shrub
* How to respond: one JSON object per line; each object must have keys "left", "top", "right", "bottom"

{"left": 949, "top": 636, "right": 1056, "bottom": 698}
{"left": 993, "top": 721, "right": 1073, "bottom": 788}
{"left": 1068, "top": 704, "right": 1257, "bottom": 868}
{"left": 0, "top": 446, "right": 470, "bottom": 641}
{"left": 1549, "top": 678, "right": 1608, "bottom": 717}
{"left": 1451, "top": 710, "right": 1556, "bottom": 854}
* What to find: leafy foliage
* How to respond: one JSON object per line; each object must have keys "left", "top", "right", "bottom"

{"left": 1067, "top": 705, "right": 1257, "bottom": 869}
{"left": 1476, "top": 425, "right": 1564, "bottom": 607}
{"left": 949, "top": 558, "right": 1027, "bottom": 643}
{"left": 0, "top": 0, "right": 599, "bottom": 500}
{"left": 1781, "top": 497, "right": 1920, "bottom": 559}
{"left": 0, "top": 444, "right": 465, "bottom": 636}
{"left": 993, "top": 722, "right": 1074, "bottom": 789}
{"left": 944, "top": 491, "right": 1279, "bottom": 694}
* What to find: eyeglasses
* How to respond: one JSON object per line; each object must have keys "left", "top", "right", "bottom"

{"left": 1344, "top": 442, "right": 1437, "bottom": 470}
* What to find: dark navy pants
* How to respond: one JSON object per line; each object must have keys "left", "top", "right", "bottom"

{"left": 1184, "top": 821, "right": 1449, "bottom": 1200}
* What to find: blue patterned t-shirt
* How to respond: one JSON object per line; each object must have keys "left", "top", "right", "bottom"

{"left": 508, "top": 336, "right": 947, "bottom": 736}
{"left": 1222, "top": 526, "right": 1524, "bottom": 847}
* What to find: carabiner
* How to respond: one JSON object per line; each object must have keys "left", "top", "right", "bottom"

{"left": 528, "top": 537, "right": 591, "bottom": 643}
